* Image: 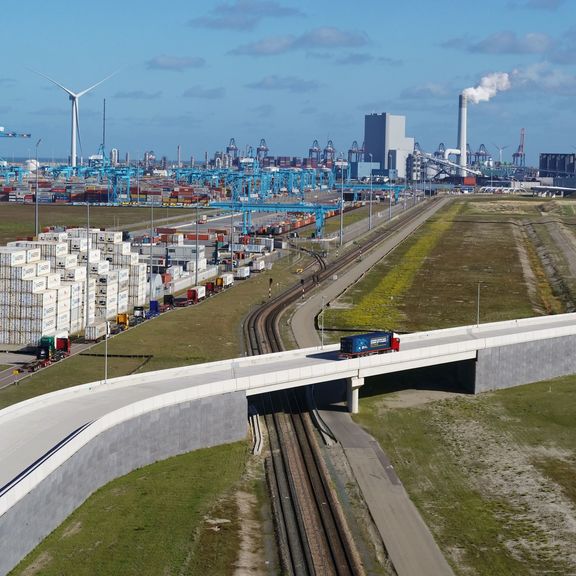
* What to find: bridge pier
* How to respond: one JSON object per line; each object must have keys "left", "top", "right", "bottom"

{"left": 347, "top": 376, "right": 364, "bottom": 413}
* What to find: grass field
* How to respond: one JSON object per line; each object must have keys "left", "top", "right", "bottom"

{"left": 355, "top": 375, "right": 576, "bottom": 575}
{"left": 11, "top": 442, "right": 249, "bottom": 576}
{"left": 0, "top": 204, "right": 205, "bottom": 245}
{"left": 323, "top": 197, "right": 557, "bottom": 338}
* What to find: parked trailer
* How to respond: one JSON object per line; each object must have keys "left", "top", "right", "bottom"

{"left": 189, "top": 285, "right": 206, "bottom": 302}
{"left": 234, "top": 266, "right": 251, "bottom": 280}
{"left": 339, "top": 331, "right": 400, "bottom": 358}
{"left": 85, "top": 322, "right": 108, "bottom": 342}
{"left": 250, "top": 259, "right": 266, "bottom": 272}
{"left": 216, "top": 273, "right": 234, "bottom": 289}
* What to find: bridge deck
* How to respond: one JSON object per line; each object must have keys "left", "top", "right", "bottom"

{"left": 1, "top": 313, "right": 576, "bottom": 495}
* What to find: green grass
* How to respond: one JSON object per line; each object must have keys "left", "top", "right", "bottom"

{"left": 0, "top": 204, "right": 206, "bottom": 245}
{"left": 10, "top": 442, "right": 248, "bottom": 576}
{"left": 324, "top": 198, "right": 543, "bottom": 335}
{"left": 354, "top": 375, "right": 576, "bottom": 575}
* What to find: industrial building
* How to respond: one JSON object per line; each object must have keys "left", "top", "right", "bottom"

{"left": 539, "top": 153, "right": 576, "bottom": 179}
{"left": 364, "top": 113, "right": 415, "bottom": 179}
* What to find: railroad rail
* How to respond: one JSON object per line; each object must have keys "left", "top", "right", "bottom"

{"left": 244, "top": 197, "right": 440, "bottom": 574}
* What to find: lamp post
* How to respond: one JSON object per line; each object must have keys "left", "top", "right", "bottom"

{"left": 339, "top": 163, "right": 344, "bottom": 247}
{"left": 476, "top": 281, "right": 481, "bottom": 326}
{"left": 194, "top": 202, "right": 199, "bottom": 286}
{"left": 320, "top": 295, "right": 325, "bottom": 349}
{"left": 34, "top": 138, "right": 42, "bottom": 236}
{"left": 85, "top": 200, "right": 90, "bottom": 332}
{"left": 368, "top": 153, "right": 373, "bottom": 230}
{"left": 104, "top": 321, "right": 110, "bottom": 383}
{"left": 389, "top": 187, "right": 392, "bottom": 221}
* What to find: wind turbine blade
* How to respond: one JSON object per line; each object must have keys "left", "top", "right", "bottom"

{"left": 29, "top": 68, "right": 77, "bottom": 98}
{"left": 76, "top": 70, "right": 119, "bottom": 98}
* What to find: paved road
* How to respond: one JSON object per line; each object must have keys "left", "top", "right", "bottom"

{"left": 290, "top": 197, "right": 457, "bottom": 575}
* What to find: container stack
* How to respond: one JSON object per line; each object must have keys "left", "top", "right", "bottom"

{"left": 0, "top": 246, "right": 58, "bottom": 345}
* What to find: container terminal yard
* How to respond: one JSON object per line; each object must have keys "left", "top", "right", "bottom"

{"left": 3, "top": 94, "right": 576, "bottom": 575}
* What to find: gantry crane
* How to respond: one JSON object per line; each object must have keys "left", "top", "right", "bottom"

{"left": 512, "top": 128, "right": 526, "bottom": 167}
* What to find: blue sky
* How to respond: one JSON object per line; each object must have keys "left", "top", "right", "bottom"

{"left": 1, "top": 0, "right": 575, "bottom": 166}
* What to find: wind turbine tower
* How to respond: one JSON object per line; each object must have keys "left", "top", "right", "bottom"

{"left": 33, "top": 71, "right": 116, "bottom": 167}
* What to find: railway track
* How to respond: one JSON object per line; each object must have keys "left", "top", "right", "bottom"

{"left": 245, "top": 198, "right": 442, "bottom": 574}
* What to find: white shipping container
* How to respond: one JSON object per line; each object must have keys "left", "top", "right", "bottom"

{"left": 64, "top": 267, "right": 87, "bottom": 282}
{"left": 56, "top": 254, "right": 78, "bottom": 269}
{"left": 46, "top": 273, "right": 61, "bottom": 290}
{"left": 9, "top": 263, "right": 37, "bottom": 280}
{"left": 36, "top": 260, "right": 51, "bottom": 276}
{"left": 234, "top": 266, "right": 251, "bottom": 279}
{"left": 38, "top": 231, "right": 68, "bottom": 242}
{"left": 0, "top": 248, "right": 27, "bottom": 267}
{"left": 97, "top": 283, "right": 118, "bottom": 297}
{"left": 250, "top": 259, "right": 266, "bottom": 271}
{"left": 77, "top": 249, "right": 101, "bottom": 262}
{"left": 105, "top": 231, "right": 123, "bottom": 244}
{"left": 21, "top": 277, "right": 48, "bottom": 293}
{"left": 25, "top": 247, "right": 42, "bottom": 263}
{"left": 57, "top": 310, "right": 71, "bottom": 329}
{"left": 191, "top": 285, "right": 206, "bottom": 299}
{"left": 85, "top": 322, "right": 108, "bottom": 341}
{"left": 69, "top": 237, "right": 89, "bottom": 252}
{"left": 90, "top": 260, "right": 109, "bottom": 275}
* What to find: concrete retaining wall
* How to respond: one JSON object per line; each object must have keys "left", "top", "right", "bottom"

{"left": 475, "top": 334, "right": 576, "bottom": 393}
{"left": 0, "top": 391, "right": 246, "bottom": 576}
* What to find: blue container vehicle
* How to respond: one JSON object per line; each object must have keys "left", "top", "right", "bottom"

{"left": 339, "top": 331, "right": 400, "bottom": 358}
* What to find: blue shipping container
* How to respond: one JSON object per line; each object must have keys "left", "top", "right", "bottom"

{"left": 340, "top": 331, "right": 393, "bottom": 356}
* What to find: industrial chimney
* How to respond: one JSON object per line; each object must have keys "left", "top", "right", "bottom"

{"left": 457, "top": 93, "right": 467, "bottom": 176}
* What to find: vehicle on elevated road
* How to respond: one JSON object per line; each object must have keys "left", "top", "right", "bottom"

{"left": 339, "top": 330, "right": 400, "bottom": 358}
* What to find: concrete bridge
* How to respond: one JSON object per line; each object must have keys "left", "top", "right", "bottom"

{"left": 2, "top": 312, "right": 576, "bottom": 574}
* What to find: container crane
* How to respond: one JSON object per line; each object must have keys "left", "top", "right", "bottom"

{"left": 226, "top": 138, "right": 238, "bottom": 160}
{"left": 348, "top": 140, "right": 360, "bottom": 163}
{"left": 474, "top": 144, "right": 490, "bottom": 165}
{"left": 512, "top": 128, "right": 526, "bottom": 167}
{"left": 323, "top": 139, "right": 335, "bottom": 163}
{"left": 309, "top": 139, "right": 321, "bottom": 162}
{"left": 256, "top": 138, "right": 269, "bottom": 160}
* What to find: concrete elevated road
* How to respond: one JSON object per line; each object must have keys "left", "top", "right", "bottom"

{"left": 3, "top": 313, "right": 576, "bottom": 510}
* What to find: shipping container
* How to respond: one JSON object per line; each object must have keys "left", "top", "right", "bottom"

{"left": 339, "top": 331, "right": 400, "bottom": 358}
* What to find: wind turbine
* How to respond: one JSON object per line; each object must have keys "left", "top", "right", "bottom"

{"left": 32, "top": 70, "right": 116, "bottom": 167}
{"left": 492, "top": 143, "right": 509, "bottom": 164}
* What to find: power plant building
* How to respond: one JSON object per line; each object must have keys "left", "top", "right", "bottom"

{"left": 364, "top": 113, "right": 414, "bottom": 179}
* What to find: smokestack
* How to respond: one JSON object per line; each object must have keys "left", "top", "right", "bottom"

{"left": 177, "top": 144, "right": 181, "bottom": 169}
{"left": 457, "top": 93, "right": 467, "bottom": 176}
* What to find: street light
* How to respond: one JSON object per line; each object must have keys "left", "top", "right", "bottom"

{"left": 368, "top": 153, "right": 373, "bottom": 230}
{"left": 476, "top": 281, "right": 482, "bottom": 326}
{"left": 194, "top": 202, "right": 199, "bottom": 286}
{"left": 320, "top": 295, "right": 325, "bottom": 349}
{"left": 34, "top": 138, "right": 42, "bottom": 236}
{"left": 104, "top": 321, "right": 110, "bottom": 384}
{"left": 339, "top": 163, "right": 344, "bottom": 247}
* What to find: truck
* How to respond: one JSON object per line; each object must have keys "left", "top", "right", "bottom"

{"left": 339, "top": 331, "right": 400, "bottom": 358}
{"left": 27, "top": 336, "right": 72, "bottom": 371}
{"left": 234, "top": 266, "right": 251, "bottom": 280}
{"left": 216, "top": 273, "right": 234, "bottom": 289}
{"left": 250, "top": 258, "right": 266, "bottom": 272}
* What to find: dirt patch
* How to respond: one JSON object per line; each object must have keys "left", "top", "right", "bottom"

{"left": 18, "top": 551, "right": 52, "bottom": 576}
{"left": 432, "top": 405, "right": 576, "bottom": 570}
{"left": 378, "top": 389, "right": 464, "bottom": 409}
{"left": 512, "top": 225, "right": 541, "bottom": 313}
{"left": 60, "top": 520, "right": 82, "bottom": 539}
{"left": 233, "top": 490, "right": 270, "bottom": 576}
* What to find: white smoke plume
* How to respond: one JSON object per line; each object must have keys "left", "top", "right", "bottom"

{"left": 463, "top": 72, "right": 511, "bottom": 103}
